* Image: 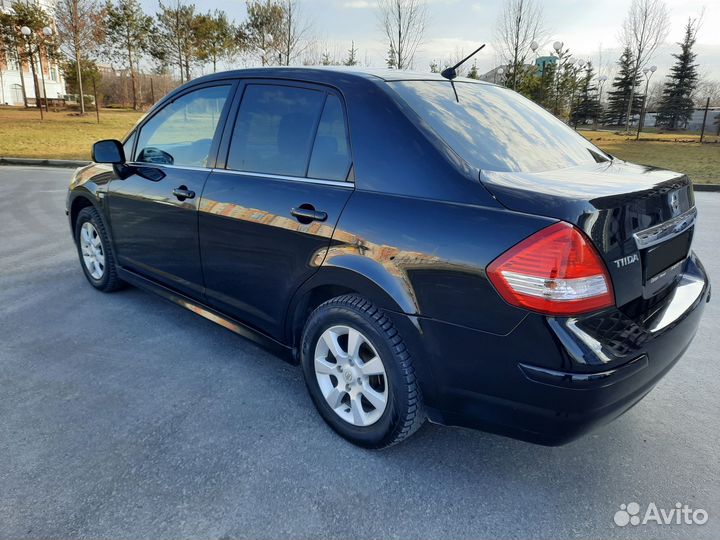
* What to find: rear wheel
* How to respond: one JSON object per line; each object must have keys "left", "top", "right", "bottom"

{"left": 301, "top": 295, "right": 425, "bottom": 448}
{"left": 74, "top": 206, "right": 123, "bottom": 292}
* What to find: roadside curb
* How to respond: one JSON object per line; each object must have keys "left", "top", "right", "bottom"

{"left": 0, "top": 157, "right": 90, "bottom": 168}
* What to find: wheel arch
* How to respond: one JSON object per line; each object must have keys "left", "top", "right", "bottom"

{"left": 69, "top": 193, "right": 96, "bottom": 233}
{"left": 284, "top": 259, "right": 420, "bottom": 360}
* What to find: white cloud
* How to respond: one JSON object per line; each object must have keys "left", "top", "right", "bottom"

{"left": 343, "top": 1, "right": 373, "bottom": 8}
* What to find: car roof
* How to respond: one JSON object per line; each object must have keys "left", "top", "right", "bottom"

{"left": 190, "top": 66, "right": 498, "bottom": 86}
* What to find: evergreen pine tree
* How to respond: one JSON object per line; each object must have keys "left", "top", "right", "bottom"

{"left": 655, "top": 18, "right": 700, "bottom": 130}
{"left": 467, "top": 62, "right": 479, "bottom": 80}
{"left": 344, "top": 40, "right": 358, "bottom": 66}
{"left": 386, "top": 45, "right": 397, "bottom": 69}
{"left": 521, "top": 62, "right": 555, "bottom": 111}
{"left": 604, "top": 47, "right": 643, "bottom": 126}
{"left": 571, "top": 62, "right": 600, "bottom": 127}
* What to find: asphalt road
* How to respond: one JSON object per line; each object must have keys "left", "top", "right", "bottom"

{"left": 0, "top": 166, "right": 718, "bottom": 540}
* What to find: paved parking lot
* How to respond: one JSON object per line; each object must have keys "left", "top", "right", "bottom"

{"left": 0, "top": 166, "right": 718, "bottom": 539}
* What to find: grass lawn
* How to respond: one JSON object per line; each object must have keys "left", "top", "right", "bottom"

{"left": 0, "top": 107, "right": 143, "bottom": 160}
{"left": 1, "top": 107, "right": 718, "bottom": 184}
{"left": 580, "top": 130, "right": 720, "bottom": 184}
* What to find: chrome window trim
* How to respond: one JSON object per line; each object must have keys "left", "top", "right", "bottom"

{"left": 633, "top": 207, "right": 697, "bottom": 249}
{"left": 210, "top": 168, "right": 354, "bottom": 188}
{"left": 126, "top": 162, "right": 212, "bottom": 172}
{"left": 124, "top": 162, "right": 354, "bottom": 187}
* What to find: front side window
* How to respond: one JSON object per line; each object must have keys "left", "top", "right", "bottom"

{"left": 123, "top": 131, "right": 136, "bottom": 161}
{"left": 135, "top": 85, "right": 230, "bottom": 167}
{"left": 389, "top": 81, "right": 610, "bottom": 173}
{"left": 227, "top": 85, "right": 326, "bottom": 177}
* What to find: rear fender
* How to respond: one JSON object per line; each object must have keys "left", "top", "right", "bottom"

{"left": 284, "top": 261, "right": 440, "bottom": 404}
{"left": 285, "top": 259, "right": 419, "bottom": 345}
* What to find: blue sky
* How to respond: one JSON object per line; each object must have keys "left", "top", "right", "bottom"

{"left": 140, "top": 0, "right": 720, "bottom": 81}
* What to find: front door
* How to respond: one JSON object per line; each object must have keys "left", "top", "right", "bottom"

{"left": 199, "top": 83, "right": 355, "bottom": 338}
{"left": 108, "top": 83, "right": 234, "bottom": 297}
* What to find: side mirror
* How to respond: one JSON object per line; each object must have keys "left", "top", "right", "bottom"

{"left": 92, "top": 139, "right": 125, "bottom": 164}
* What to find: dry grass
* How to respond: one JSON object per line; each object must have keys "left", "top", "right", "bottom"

{"left": 580, "top": 129, "right": 720, "bottom": 184}
{"left": 1, "top": 108, "right": 718, "bottom": 184}
{"left": 0, "top": 107, "right": 143, "bottom": 160}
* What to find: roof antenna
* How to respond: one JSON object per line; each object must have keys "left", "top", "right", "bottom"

{"left": 441, "top": 43, "right": 486, "bottom": 81}
{"left": 441, "top": 43, "right": 485, "bottom": 102}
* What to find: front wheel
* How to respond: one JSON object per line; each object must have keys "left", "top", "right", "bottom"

{"left": 301, "top": 295, "right": 425, "bottom": 448}
{"left": 74, "top": 206, "right": 124, "bottom": 292}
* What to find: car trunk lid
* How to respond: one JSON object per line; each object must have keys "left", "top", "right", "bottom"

{"left": 480, "top": 160, "right": 696, "bottom": 308}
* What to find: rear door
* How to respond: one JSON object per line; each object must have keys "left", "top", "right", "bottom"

{"left": 199, "top": 81, "right": 354, "bottom": 337}
{"left": 108, "top": 82, "right": 235, "bottom": 297}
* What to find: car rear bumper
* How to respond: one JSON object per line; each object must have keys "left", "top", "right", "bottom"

{"left": 390, "top": 253, "right": 710, "bottom": 445}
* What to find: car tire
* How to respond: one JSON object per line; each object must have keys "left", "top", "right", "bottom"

{"left": 301, "top": 294, "right": 425, "bottom": 448}
{"left": 74, "top": 206, "right": 124, "bottom": 292}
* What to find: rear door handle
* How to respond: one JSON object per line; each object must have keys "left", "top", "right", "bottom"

{"left": 291, "top": 207, "right": 328, "bottom": 223}
{"left": 173, "top": 186, "right": 195, "bottom": 200}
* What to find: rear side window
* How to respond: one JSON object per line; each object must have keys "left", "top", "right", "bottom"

{"left": 227, "top": 85, "right": 325, "bottom": 177}
{"left": 308, "top": 95, "right": 351, "bottom": 181}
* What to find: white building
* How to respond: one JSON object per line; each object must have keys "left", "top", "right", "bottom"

{"left": 0, "top": 0, "right": 66, "bottom": 106}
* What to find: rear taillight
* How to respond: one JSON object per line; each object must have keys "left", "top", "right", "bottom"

{"left": 487, "top": 222, "right": 614, "bottom": 316}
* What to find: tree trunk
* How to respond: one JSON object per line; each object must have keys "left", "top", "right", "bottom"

{"left": 28, "top": 47, "right": 42, "bottom": 113}
{"left": 285, "top": 3, "right": 290, "bottom": 66}
{"left": 512, "top": 2, "right": 522, "bottom": 90}
{"left": 75, "top": 48, "right": 85, "bottom": 114}
{"left": 396, "top": 2, "right": 402, "bottom": 69}
{"left": 73, "top": 1, "right": 85, "bottom": 115}
{"left": 624, "top": 61, "right": 639, "bottom": 132}
{"left": 16, "top": 44, "right": 28, "bottom": 108}
{"left": 127, "top": 41, "right": 137, "bottom": 110}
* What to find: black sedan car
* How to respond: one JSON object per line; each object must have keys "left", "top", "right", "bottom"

{"left": 67, "top": 68, "right": 710, "bottom": 448}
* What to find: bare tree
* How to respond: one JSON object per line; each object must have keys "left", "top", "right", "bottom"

{"left": 620, "top": 0, "right": 670, "bottom": 131}
{"left": 279, "top": 0, "right": 312, "bottom": 66}
{"left": 495, "top": 0, "right": 545, "bottom": 90}
{"left": 377, "top": 0, "right": 427, "bottom": 70}
{"left": 55, "top": 0, "right": 105, "bottom": 114}
{"left": 696, "top": 77, "right": 720, "bottom": 107}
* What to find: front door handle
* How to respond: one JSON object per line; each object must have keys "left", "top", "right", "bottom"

{"left": 291, "top": 206, "right": 328, "bottom": 223}
{"left": 173, "top": 186, "right": 195, "bottom": 201}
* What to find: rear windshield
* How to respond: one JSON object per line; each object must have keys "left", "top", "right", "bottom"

{"left": 388, "top": 80, "right": 609, "bottom": 173}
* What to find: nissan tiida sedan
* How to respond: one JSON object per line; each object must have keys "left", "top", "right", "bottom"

{"left": 67, "top": 68, "right": 710, "bottom": 448}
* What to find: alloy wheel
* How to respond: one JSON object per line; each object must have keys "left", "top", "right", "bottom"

{"left": 314, "top": 325, "right": 389, "bottom": 427}
{"left": 80, "top": 221, "right": 105, "bottom": 280}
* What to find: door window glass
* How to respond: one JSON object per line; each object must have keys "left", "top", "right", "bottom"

{"left": 122, "top": 131, "right": 136, "bottom": 161}
{"left": 136, "top": 85, "right": 230, "bottom": 167}
{"left": 307, "top": 95, "right": 351, "bottom": 181}
{"left": 227, "top": 85, "right": 325, "bottom": 177}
